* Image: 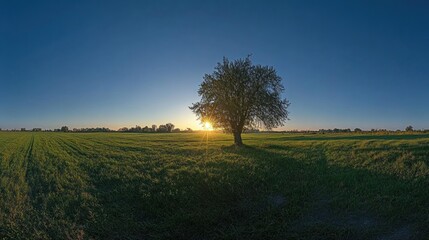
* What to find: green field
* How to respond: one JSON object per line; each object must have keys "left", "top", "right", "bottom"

{"left": 0, "top": 132, "right": 428, "bottom": 239}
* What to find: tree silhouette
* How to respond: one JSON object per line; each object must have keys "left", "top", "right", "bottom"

{"left": 190, "top": 56, "right": 289, "bottom": 146}
{"left": 166, "top": 123, "right": 175, "bottom": 133}
{"left": 157, "top": 125, "right": 168, "bottom": 133}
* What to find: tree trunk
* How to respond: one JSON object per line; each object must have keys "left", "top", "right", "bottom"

{"left": 233, "top": 131, "right": 243, "bottom": 146}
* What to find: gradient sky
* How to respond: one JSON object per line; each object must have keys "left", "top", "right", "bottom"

{"left": 1, "top": 0, "right": 428, "bottom": 130}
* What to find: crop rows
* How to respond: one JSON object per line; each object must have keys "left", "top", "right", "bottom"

{"left": 0, "top": 132, "right": 428, "bottom": 239}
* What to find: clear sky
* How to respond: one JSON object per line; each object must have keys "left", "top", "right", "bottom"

{"left": 1, "top": 0, "right": 428, "bottom": 130}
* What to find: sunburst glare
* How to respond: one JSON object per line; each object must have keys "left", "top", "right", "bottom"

{"left": 203, "top": 122, "right": 213, "bottom": 131}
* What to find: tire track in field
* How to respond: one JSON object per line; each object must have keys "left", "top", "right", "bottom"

{"left": 22, "top": 135, "right": 43, "bottom": 216}
{"left": 70, "top": 134, "right": 151, "bottom": 154}
{"left": 52, "top": 135, "right": 125, "bottom": 238}
{"left": 54, "top": 135, "right": 154, "bottom": 238}
{"left": 21, "top": 134, "right": 102, "bottom": 239}
{"left": 0, "top": 134, "right": 35, "bottom": 239}
{"left": 22, "top": 135, "right": 43, "bottom": 211}
{"left": 24, "top": 135, "right": 34, "bottom": 184}
{"left": 70, "top": 134, "right": 196, "bottom": 160}
{"left": 58, "top": 135, "right": 153, "bottom": 162}
{"left": 56, "top": 136, "right": 92, "bottom": 157}
{"left": 53, "top": 136, "right": 111, "bottom": 183}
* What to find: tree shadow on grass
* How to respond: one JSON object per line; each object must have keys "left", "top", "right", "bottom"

{"left": 220, "top": 144, "right": 427, "bottom": 240}
{"left": 82, "top": 143, "right": 428, "bottom": 240}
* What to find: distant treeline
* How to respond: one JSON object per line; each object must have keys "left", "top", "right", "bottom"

{"left": 70, "top": 127, "right": 113, "bottom": 132}
{"left": 118, "top": 123, "right": 193, "bottom": 133}
{"left": 1, "top": 125, "right": 427, "bottom": 133}
{"left": 0, "top": 123, "right": 193, "bottom": 133}
{"left": 1, "top": 126, "right": 115, "bottom": 132}
{"left": 284, "top": 126, "right": 429, "bottom": 134}
{"left": 71, "top": 123, "right": 193, "bottom": 133}
{"left": 1, "top": 123, "right": 194, "bottom": 133}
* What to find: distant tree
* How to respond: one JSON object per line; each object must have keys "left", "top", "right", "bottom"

{"left": 182, "top": 128, "right": 193, "bottom": 133}
{"left": 243, "top": 127, "right": 260, "bottom": 133}
{"left": 118, "top": 127, "right": 129, "bottom": 132}
{"left": 73, "top": 127, "right": 111, "bottom": 132}
{"left": 60, "top": 126, "right": 69, "bottom": 132}
{"left": 190, "top": 56, "right": 289, "bottom": 146}
{"left": 165, "top": 123, "right": 175, "bottom": 133}
{"left": 405, "top": 125, "right": 414, "bottom": 132}
{"left": 152, "top": 125, "right": 157, "bottom": 132}
{"left": 354, "top": 128, "right": 362, "bottom": 132}
{"left": 172, "top": 128, "right": 181, "bottom": 133}
{"left": 157, "top": 125, "right": 168, "bottom": 133}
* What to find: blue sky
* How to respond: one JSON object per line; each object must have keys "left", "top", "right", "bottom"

{"left": 1, "top": 0, "right": 428, "bottom": 130}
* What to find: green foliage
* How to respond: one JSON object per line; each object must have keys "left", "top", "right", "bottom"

{"left": 0, "top": 132, "right": 428, "bottom": 239}
{"left": 190, "top": 56, "right": 289, "bottom": 145}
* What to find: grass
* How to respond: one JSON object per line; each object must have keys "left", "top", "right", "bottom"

{"left": 0, "top": 132, "right": 428, "bottom": 239}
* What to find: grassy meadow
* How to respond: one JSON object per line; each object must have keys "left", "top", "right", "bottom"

{"left": 0, "top": 132, "right": 428, "bottom": 239}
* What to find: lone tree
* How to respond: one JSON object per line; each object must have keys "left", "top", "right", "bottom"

{"left": 190, "top": 56, "right": 290, "bottom": 146}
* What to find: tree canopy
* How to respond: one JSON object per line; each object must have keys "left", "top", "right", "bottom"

{"left": 190, "top": 56, "right": 289, "bottom": 146}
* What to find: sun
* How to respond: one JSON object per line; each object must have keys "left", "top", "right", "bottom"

{"left": 203, "top": 122, "right": 213, "bottom": 131}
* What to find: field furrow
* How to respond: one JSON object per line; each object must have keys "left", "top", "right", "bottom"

{"left": 0, "top": 134, "right": 33, "bottom": 238}
{"left": 0, "top": 132, "right": 428, "bottom": 239}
